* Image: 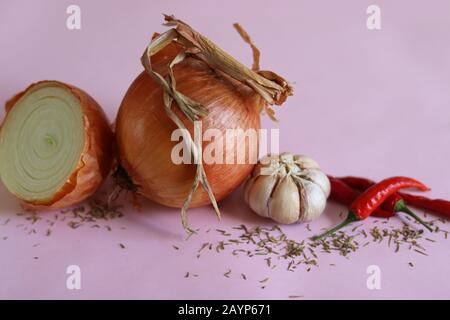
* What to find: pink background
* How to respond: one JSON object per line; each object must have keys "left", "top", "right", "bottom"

{"left": 1, "top": 0, "right": 450, "bottom": 299}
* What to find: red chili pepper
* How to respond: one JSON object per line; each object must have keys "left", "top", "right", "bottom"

{"left": 312, "top": 176, "right": 430, "bottom": 240}
{"left": 341, "top": 176, "right": 450, "bottom": 220}
{"left": 336, "top": 176, "right": 430, "bottom": 225}
{"left": 338, "top": 176, "right": 375, "bottom": 191}
{"left": 398, "top": 193, "right": 450, "bottom": 220}
{"left": 328, "top": 176, "right": 393, "bottom": 218}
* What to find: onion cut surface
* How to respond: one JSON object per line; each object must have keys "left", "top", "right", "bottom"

{"left": 0, "top": 81, "right": 114, "bottom": 209}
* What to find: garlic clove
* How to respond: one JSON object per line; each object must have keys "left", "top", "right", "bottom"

{"left": 303, "top": 169, "right": 331, "bottom": 198}
{"left": 255, "top": 161, "right": 277, "bottom": 176}
{"left": 247, "top": 174, "right": 278, "bottom": 218}
{"left": 268, "top": 176, "right": 300, "bottom": 224}
{"left": 294, "top": 154, "right": 321, "bottom": 170}
{"left": 299, "top": 179, "right": 327, "bottom": 222}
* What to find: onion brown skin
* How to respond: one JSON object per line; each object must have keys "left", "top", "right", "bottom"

{"left": 1, "top": 81, "right": 114, "bottom": 210}
{"left": 116, "top": 44, "right": 262, "bottom": 208}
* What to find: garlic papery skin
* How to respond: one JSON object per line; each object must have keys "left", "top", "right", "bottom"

{"left": 244, "top": 153, "right": 330, "bottom": 224}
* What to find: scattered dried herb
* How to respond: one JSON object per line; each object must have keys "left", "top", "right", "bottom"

{"left": 5, "top": 197, "right": 125, "bottom": 239}
{"left": 216, "top": 229, "right": 231, "bottom": 236}
{"left": 198, "top": 242, "right": 209, "bottom": 253}
{"left": 179, "top": 216, "right": 448, "bottom": 289}
{"left": 413, "top": 249, "right": 428, "bottom": 256}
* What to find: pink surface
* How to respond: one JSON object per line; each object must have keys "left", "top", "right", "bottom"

{"left": 1, "top": 0, "right": 450, "bottom": 299}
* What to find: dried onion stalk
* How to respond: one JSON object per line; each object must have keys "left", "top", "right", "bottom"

{"left": 115, "top": 15, "right": 293, "bottom": 231}
{"left": 0, "top": 81, "right": 114, "bottom": 209}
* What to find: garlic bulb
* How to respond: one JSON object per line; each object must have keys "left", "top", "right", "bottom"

{"left": 244, "top": 153, "right": 330, "bottom": 224}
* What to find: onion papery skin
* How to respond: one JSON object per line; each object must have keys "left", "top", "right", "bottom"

{"left": 116, "top": 45, "right": 262, "bottom": 208}
{"left": 0, "top": 81, "right": 114, "bottom": 210}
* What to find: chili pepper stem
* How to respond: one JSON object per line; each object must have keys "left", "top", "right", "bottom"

{"left": 395, "top": 200, "right": 433, "bottom": 232}
{"left": 311, "top": 211, "right": 359, "bottom": 241}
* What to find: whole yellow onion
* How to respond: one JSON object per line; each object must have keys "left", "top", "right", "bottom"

{"left": 116, "top": 48, "right": 260, "bottom": 208}
{"left": 115, "top": 16, "right": 293, "bottom": 217}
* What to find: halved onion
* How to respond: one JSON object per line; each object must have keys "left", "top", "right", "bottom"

{"left": 0, "top": 81, "right": 114, "bottom": 209}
